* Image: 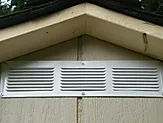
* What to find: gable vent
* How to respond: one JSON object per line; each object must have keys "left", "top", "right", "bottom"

{"left": 112, "top": 67, "right": 160, "bottom": 92}
{"left": 6, "top": 68, "right": 55, "bottom": 92}
{"left": 60, "top": 67, "right": 106, "bottom": 91}
{"left": 1, "top": 61, "right": 163, "bottom": 97}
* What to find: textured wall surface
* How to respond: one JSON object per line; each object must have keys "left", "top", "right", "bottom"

{"left": 0, "top": 98, "right": 77, "bottom": 123}
{"left": 81, "top": 35, "right": 153, "bottom": 60}
{"left": 0, "top": 35, "right": 163, "bottom": 123}
{"left": 82, "top": 98, "right": 163, "bottom": 123}
{"left": 12, "top": 38, "right": 78, "bottom": 61}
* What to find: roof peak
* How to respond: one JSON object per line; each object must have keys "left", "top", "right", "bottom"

{"left": 0, "top": 3, "right": 163, "bottom": 62}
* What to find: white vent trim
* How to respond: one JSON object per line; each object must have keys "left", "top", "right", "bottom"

{"left": 0, "top": 61, "right": 163, "bottom": 98}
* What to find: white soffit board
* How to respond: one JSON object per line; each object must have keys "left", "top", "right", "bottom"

{"left": 0, "top": 61, "right": 163, "bottom": 98}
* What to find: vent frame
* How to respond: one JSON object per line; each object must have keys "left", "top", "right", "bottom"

{"left": 0, "top": 61, "right": 163, "bottom": 98}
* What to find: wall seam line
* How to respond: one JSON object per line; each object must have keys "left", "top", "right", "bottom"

{"left": 77, "top": 36, "right": 83, "bottom": 123}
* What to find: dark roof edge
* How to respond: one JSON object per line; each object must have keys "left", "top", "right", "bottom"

{"left": 92, "top": 0, "right": 163, "bottom": 26}
{"left": 0, "top": 0, "right": 163, "bottom": 29}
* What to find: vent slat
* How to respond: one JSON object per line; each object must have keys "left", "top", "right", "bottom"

{"left": 112, "top": 67, "right": 160, "bottom": 92}
{"left": 7, "top": 67, "right": 55, "bottom": 92}
{"left": 113, "top": 73, "right": 157, "bottom": 76}
{"left": 61, "top": 78, "right": 106, "bottom": 81}
{"left": 61, "top": 75, "right": 105, "bottom": 77}
{"left": 7, "top": 85, "right": 54, "bottom": 88}
{"left": 113, "top": 82, "right": 159, "bottom": 85}
{"left": 113, "top": 76, "right": 158, "bottom": 79}
{"left": 61, "top": 80, "right": 106, "bottom": 82}
{"left": 61, "top": 77, "right": 105, "bottom": 79}
{"left": 7, "top": 88, "right": 53, "bottom": 91}
{"left": 112, "top": 67, "right": 157, "bottom": 69}
{"left": 8, "top": 76, "right": 54, "bottom": 79}
{"left": 113, "top": 85, "right": 159, "bottom": 88}
{"left": 61, "top": 88, "right": 106, "bottom": 91}
{"left": 61, "top": 68, "right": 105, "bottom": 70}
{"left": 61, "top": 67, "right": 106, "bottom": 91}
{"left": 9, "top": 70, "right": 54, "bottom": 72}
{"left": 61, "top": 85, "right": 106, "bottom": 88}
{"left": 112, "top": 68, "right": 157, "bottom": 73}
{"left": 61, "top": 73, "right": 105, "bottom": 75}
{"left": 112, "top": 70, "right": 157, "bottom": 73}
{"left": 61, "top": 71, "right": 105, "bottom": 73}
{"left": 61, "top": 68, "right": 105, "bottom": 72}
{"left": 113, "top": 88, "right": 160, "bottom": 91}
{"left": 8, "top": 73, "right": 54, "bottom": 76}
{"left": 8, "top": 79, "right": 54, "bottom": 82}
{"left": 61, "top": 82, "right": 106, "bottom": 85}
{"left": 7, "top": 82, "right": 54, "bottom": 85}
{"left": 113, "top": 79, "right": 159, "bottom": 82}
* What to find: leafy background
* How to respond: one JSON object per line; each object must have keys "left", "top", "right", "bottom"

{"left": 142, "top": 0, "right": 163, "bottom": 14}
{"left": 0, "top": 0, "right": 163, "bottom": 17}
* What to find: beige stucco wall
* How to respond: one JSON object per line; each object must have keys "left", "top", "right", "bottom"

{"left": 0, "top": 35, "right": 163, "bottom": 123}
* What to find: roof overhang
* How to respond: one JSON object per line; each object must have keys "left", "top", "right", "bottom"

{"left": 0, "top": 3, "right": 163, "bottom": 62}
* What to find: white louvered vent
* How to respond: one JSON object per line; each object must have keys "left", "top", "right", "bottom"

{"left": 1, "top": 61, "right": 163, "bottom": 97}
{"left": 112, "top": 67, "right": 160, "bottom": 92}
{"left": 60, "top": 67, "right": 106, "bottom": 91}
{"left": 6, "top": 68, "right": 55, "bottom": 92}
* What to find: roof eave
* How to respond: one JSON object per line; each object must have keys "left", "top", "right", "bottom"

{"left": 0, "top": 3, "right": 163, "bottom": 62}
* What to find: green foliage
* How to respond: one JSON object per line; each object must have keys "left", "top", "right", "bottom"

{"left": 142, "top": 0, "right": 163, "bottom": 14}
{"left": 0, "top": 0, "right": 12, "bottom": 16}
{"left": 0, "top": 0, "right": 47, "bottom": 17}
{"left": 11, "top": 0, "right": 27, "bottom": 11}
{"left": 142, "top": 0, "right": 158, "bottom": 12}
{"left": 0, "top": 0, "right": 27, "bottom": 16}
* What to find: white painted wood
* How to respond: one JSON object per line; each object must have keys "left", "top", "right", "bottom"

{"left": 0, "top": 3, "right": 163, "bottom": 62}
{"left": 86, "top": 3, "right": 163, "bottom": 39}
{"left": 85, "top": 3, "right": 163, "bottom": 61}
{"left": 0, "top": 4, "right": 86, "bottom": 41}
{"left": 86, "top": 15, "right": 145, "bottom": 54}
{"left": 0, "top": 16, "right": 84, "bottom": 62}
{"left": 81, "top": 35, "right": 153, "bottom": 60}
{"left": 82, "top": 98, "right": 163, "bottom": 123}
{"left": 13, "top": 37, "right": 78, "bottom": 61}
{"left": 0, "top": 98, "right": 77, "bottom": 123}
{"left": 147, "top": 36, "right": 163, "bottom": 60}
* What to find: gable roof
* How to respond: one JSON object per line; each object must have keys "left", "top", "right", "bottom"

{"left": 0, "top": 3, "right": 163, "bottom": 62}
